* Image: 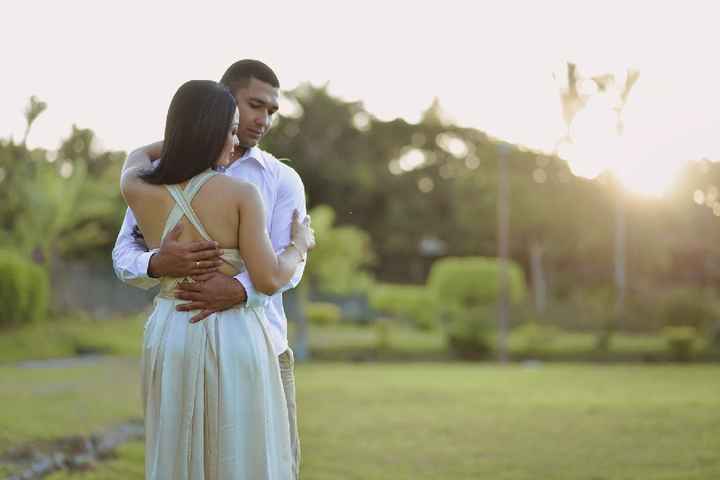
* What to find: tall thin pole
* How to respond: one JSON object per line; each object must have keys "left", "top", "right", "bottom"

{"left": 613, "top": 191, "right": 626, "bottom": 322}
{"left": 497, "top": 144, "right": 511, "bottom": 363}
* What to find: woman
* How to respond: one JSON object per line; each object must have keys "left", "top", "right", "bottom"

{"left": 119, "top": 80, "right": 313, "bottom": 479}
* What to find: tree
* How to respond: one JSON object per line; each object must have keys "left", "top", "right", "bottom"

{"left": 22, "top": 96, "right": 46, "bottom": 145}
{"left": 0, "top": 99, "right": 127, "bottom": 264}
{"left": 287, "top": 203, "right": 375, "bottom": 360}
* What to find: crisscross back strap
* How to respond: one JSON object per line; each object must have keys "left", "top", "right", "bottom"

{"left": 161, "top": 170, "right": 219, "bottom": 241}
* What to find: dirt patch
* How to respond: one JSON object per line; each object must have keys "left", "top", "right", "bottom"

{"left": 1, "top": 420, "right": 143, "bottom": 479}
{"left": 14, "top": 355, "right": 108, "bottom": 370}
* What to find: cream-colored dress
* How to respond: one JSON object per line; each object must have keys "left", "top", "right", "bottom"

{"left": 141, "top": 170, "right": 292, "bottom": 479}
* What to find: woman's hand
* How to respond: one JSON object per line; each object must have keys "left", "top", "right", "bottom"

{"left": 290, "top": 209, "right": 315, "bottom": 257}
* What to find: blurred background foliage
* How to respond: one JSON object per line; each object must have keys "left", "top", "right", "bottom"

{"left": 2, "top": 86, "right": 720, "bottom": 362}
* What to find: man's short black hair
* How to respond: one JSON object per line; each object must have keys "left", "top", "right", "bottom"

{"left": 220, "top": 59, "right": 280, "bottom": 93}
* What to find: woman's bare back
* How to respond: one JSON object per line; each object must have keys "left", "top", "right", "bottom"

{"left": 127, "top": 173, "right": 252, "bottom": 276}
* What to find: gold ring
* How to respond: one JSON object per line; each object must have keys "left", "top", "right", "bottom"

{"left": 195, "top": 261, "right": 200, "bottom": 268}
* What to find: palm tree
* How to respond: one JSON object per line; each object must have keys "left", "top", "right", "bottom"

{"left": 555, "top": 63, "right": 640, "bottom": 347}
{"left": 22, "top": 96, "right": 47, "bottom": 145}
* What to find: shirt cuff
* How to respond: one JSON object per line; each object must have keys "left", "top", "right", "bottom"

{"left": 141, "top": 250, "right": 158, "bottom": 278}
{"left": 235, "top": 271, "right": 271, "bottom": 309}
{"left": 125, "top": 250, "right": 159, "bottom": 290}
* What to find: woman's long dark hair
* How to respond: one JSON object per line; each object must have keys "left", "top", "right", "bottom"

{"left": 140, "top": 80, "right": 236, "bottom": 185}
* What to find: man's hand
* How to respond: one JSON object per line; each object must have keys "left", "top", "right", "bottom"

{"left": 148, "top": 224, "right": 223, "bottom": 278}
{"left": 175, "top": 272, "right": 248, "bottom": 323}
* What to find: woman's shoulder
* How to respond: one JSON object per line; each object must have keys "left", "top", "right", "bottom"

{"left": 120, "top": 168, "right": 164, "bottom": 202}
{"left": 211, "top": 174, "right": 262, "bottom": 201}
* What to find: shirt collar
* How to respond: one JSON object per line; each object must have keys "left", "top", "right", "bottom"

{"left": 226, "top": 145, "right": 268, "bottom": 172}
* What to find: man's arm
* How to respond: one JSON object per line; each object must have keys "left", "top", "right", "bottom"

{"left": 111, "top": 143, "right": 163, "bottom": 290}
{"left": 112, "top": 207, "right": 161, "bottom": 290}
{"left": 140, "top": 141, "right": 163, "bottom": 163}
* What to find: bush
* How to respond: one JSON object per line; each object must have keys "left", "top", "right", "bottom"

{"left": 427, "top": 257, "right": 526, "bottom": 308}
{"left": 306, "top": 302, "right": 342, "bottom": 326}
{"left": 369, "top": 283, "right": 437, "bottom": 330}
{"left": 709, "top": 320, "right": 720, "bottom": 350}
{"left": 509, "top": 322, "right": 559, "bottom": 356}
{"left": 444, "top": 306, "right": 495, "bottom": 358}
{"left": 662, "top": 326, "right": 699, "bottom": 361}
{"left": 374, "top": 317, "right": 392, "bottom": 352}
{"left": 0, "top": 250, "right": 49, "bottom": 328}
{"left": 428, "top": 257, "right": 526, "bottom": 357}
{"left": 660, "top": 289, "right": 718, "bottom": 331}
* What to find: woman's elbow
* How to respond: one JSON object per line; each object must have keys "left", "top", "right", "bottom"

{"left": 254, "top": 276, "right": 283, "bottom": 296}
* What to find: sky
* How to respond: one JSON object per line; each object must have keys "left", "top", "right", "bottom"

{"left": 2, "top": 0, "right": 718, "bottom": 194}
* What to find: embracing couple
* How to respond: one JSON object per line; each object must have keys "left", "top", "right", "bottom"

{"left": 112, "top": 60, "right": 314, "bottom": 479}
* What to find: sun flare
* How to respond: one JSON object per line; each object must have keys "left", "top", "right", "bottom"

{"left": 557, "top": 84, "right": 678, "bottom": 197}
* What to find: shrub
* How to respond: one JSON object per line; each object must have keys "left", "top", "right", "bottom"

{"left": 709, "top": 320, "right": 720, "bottom": 350}
{"left": 428, "top": 257, "right": 526, "bottom": 357}
{"left": 27, "top": 261, "right": 50, "bottom": 324}
{"left": 444, "top": 306, "right": 495, "bottom": 358}
{"left": 427, "top": 257, "right": 526, "bottom": 309}
{"left": 369, "top": 283, "right": 437, "bottom": 330}
{"left": 0, "top": 249, "right": 49, "bottom": 328}
{"left": 662, "top": 326, "right": 699, "bottom": 361}
{"left": 374, "top": 317, "right": 392, "bottom": 352}
{"left": 510, "top": 322, "right": 559, "bottom": 356}
{"left": 306, "top": 302, "right": 342, "bottom": 326}
{"left": 660, "top": 289, "right": 718, "bottom": 331}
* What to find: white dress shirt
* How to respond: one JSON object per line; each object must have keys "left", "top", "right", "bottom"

{"left": 112, "top": 146, "right": 307, "bottom": 355}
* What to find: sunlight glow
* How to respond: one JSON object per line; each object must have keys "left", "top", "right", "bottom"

{"left": 59, "top": 161, "right": 74, "bottom": 178}
{"left": 417, "top": 176, "right": 434, "bottom": 193}
{"left": 435, "top": 133, "right": 468, "bottom": 159}
{"left": 557, "top": 76, "right": 680, "bottom": 196}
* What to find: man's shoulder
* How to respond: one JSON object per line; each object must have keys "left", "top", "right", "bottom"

{"left": 257, "top": 148, "right": 303, "bottom": 186}
{"left": 254, "top": 147, "right": 279, "bottom": 165}
{"left": 257, "top": 148, "right": 291, "bottom": 170}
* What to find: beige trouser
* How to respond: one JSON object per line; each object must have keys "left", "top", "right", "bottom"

{"left": 279, "top": 348, "right": 301, "bottom": 479}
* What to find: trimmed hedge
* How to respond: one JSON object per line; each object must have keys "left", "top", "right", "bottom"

{"left": 428, "top": 257, "right": 527, "bottom": 357}
{"left": 0, "top": 249, "right": 49, "bottom": 328}
{"left": 369, "top": 283, "right": 437, "bottom": 330}
{"left": 427, "top": 257, "right": 526, "bottom": 308}
{"left": 662, "top": 326, "right": 699, "bottom": 361}
{"left": 660, "top": 289, "right": 718, "bottom": 331}
{"left": 306, "top": 302, "right": 342, "bottom": 326}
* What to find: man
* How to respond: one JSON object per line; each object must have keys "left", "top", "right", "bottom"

{"left": 112, "top": 59, "right": 306, "bottom": 479}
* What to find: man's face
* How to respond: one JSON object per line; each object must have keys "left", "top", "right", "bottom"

{"left": 233, "top": 77, "right": 279, "bottom": 151}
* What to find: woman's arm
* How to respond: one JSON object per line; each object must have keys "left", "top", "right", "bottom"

{"left": 237, "top": 183, "right": 311, "bottom": 295}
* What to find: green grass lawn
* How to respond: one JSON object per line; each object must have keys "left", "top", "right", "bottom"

{"left": 4, "top": 360, "right": 719, "bottom": 479}
{"left": 0, "top": 357, "right": 141, "bottom": 453}
{"left": 0, "top": 314, "right": 145, "bottom": 365}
